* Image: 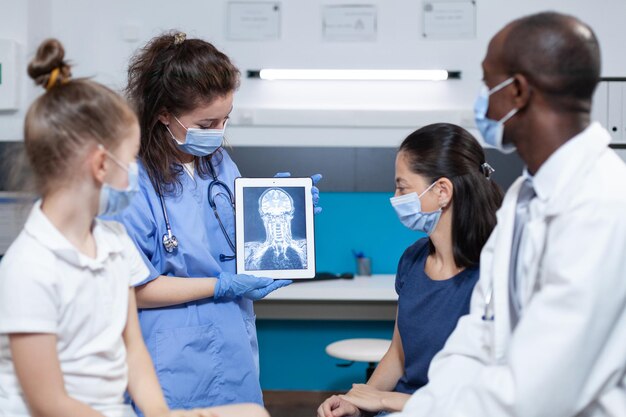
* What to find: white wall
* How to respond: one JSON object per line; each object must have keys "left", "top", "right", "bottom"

{"left": 0, "top": 0, "right": 52, "bottom": 141}
{"left": 1, "top": 0, "right": 626, "bottom": 146}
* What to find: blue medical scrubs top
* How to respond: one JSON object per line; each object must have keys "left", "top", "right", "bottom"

{"left": 394, "top": 237, "right": 479, "bottom": 394}
{"left": 111, "top": 150, "right": 262, "bottom": 411}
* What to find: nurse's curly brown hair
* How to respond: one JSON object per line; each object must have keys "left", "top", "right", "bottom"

{"left": 125, "top": 31, "right": 240, "bottom": 196}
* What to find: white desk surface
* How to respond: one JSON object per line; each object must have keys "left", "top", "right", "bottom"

{"left": 263, "top": 274, "right": 398, "bottom": 301}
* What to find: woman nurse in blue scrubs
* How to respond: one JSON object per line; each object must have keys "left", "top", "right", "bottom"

{"left": 112, "top": 32, "right": 318, "bottom": 414}
{"left": 317, "top": 123, "right": 503, "bottom": 417}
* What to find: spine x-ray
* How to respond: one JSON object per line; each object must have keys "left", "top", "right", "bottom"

{"left": 243, "top": 187, "right": 308, "bottom": 271}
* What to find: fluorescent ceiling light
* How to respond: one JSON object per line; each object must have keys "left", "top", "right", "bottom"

{"left": 248, "top": 69, "right": 461, "bottom": 81}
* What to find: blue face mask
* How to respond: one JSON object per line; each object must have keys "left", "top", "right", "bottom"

{"left": 474, "top": 77, "right": 518, "bottom": 154}
{"left": 167, "top": 116, "right": 225, "bottom": 157}
{"left": 98, "top": 148, "right": 139, "bottom": 216}
{"left": 390, "top": 181, "right": 442, "bottom": 235}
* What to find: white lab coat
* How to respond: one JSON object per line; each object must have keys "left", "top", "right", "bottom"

{"left": 393, "top": 123, "right": 626, "bottom": 417}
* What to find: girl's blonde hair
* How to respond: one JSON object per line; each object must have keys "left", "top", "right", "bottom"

{"left": 24, "top": 38, "right": 137, "bottom": 195}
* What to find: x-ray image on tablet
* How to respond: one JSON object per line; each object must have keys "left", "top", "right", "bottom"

{"left": 235, "top": 177, "right": 316, "bottom": 279}
{"left": 244, "top": 187, "right": 307, "bottom": 270}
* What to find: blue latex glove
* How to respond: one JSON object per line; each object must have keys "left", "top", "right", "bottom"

{"left": 274, "top": 172, "right": 323, "bottom": 214}
{"left": 215, "top": 271, "right": 292, "bottom": 301}
{"left": 244, "top": 278, "right": 292, "bottom": 300}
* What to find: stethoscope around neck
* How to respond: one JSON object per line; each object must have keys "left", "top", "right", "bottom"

{"left": 207, "top": 159, "right": 236, "bottom": 261}
{"left": 482, "top": 283, "right": 495, "bottom": 321}
{"left": 157, "top": 181, "right": 179, "bottom": 254}
{"left": 156, "top": 159, "right": 236, "bottom": 262}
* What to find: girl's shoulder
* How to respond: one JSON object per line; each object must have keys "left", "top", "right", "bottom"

{"left": 0, "top": 204, "right": 60, "bottom": 279}
{"left": 95, "top": 218, "right": 129, "bottom": 239}
{"left": 94, "top": 218, "right": 147, "bottom": 257}
{"left": 0, "top": 229, "right": 56, "bottom": 277}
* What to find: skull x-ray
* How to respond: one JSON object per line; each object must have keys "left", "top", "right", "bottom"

{"left": 243, "top": 187, "right": 308, "bottom": 271}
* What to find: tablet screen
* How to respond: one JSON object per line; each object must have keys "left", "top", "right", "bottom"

{"left": 235, "top": 177, "right": 316, "bottom": 279}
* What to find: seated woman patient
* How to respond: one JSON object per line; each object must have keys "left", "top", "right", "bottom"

{"left": 318, "top": 123, "right": 503, "bottom": 417}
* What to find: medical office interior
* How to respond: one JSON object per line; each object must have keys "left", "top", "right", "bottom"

{"left": 1, "top": 0, "right": 625, "bottom": 416}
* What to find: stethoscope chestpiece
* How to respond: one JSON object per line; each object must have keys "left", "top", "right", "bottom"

{"left": 162, "top": 232, "right": 179, "bottom": 253}
{"left": 157, "top": 184, "right": 179, "bottom": 254}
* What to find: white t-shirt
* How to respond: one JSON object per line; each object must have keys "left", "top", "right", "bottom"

{"left": 182, "top": 162, "right": 195, "bottom": 179}
{"left": 0, "top": 202, "right": 149, "bottom": 417}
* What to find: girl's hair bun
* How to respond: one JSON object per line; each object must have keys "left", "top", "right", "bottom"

{"left": 27, "top": 38, "right": 72, "bottom": 90}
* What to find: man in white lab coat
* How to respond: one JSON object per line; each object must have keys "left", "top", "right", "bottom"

{"left": 389, "top": 11, "right": 626, "bottom": 417}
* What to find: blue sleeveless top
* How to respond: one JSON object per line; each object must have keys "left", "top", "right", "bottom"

{"left": 394, "top": 238, "right": 479, "bottom": 394}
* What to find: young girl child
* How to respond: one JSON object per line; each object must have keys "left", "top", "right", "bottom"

{"left": 0, "top": 38, "right": 268, "bottom": 417}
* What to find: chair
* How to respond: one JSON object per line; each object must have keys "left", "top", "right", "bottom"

{"left": 325, "top": 338, "right": 392, "bottom": 381}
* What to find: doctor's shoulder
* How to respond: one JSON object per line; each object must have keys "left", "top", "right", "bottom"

{"left": 567, "top": 151, "right": 626, "bottom": 210}
{"left": 595, "top": 150, "right": 626, "bottom": 202}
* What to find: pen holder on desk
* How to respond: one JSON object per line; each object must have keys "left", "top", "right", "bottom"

{"left": 356, "top": 257, "right": 372, "bottom": 276}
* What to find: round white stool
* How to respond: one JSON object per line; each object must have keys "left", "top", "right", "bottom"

{"left": 326, "top": 338, "right": 392, "bottom": 381}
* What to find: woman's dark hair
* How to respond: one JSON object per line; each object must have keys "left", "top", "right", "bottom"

{"left": 126, "top": 32, "right": 240, "bottom": 195}
{"left": 399, "top": 123, "right": 504, "bottom": 268}
{"left": 24, "top": 38, "right": 136, "bottom": 195}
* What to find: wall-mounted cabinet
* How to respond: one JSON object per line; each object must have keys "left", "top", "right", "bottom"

{"left": 0, "top": 40, "right": 20, "bottom": 111}
{"left": 228, "top": 108, "right": 475, "bottom": 148}
{"left": 592, "top": 79, "right": 626, "bottom": 145}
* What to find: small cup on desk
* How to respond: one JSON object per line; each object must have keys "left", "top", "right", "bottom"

{"left": 356, "top": 257, "right": 372, "bottom": 276}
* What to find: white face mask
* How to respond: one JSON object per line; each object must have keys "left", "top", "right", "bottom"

{"left": 97, "top": 146, "right": 139, "bottom": 216}
{"left": 166, "top": 116, "right": 226, "bottom": 157}
{"left": 474, "top": 77, "right": 518, "bottom": 154}
{"left": 389, "top": 181, "right": 442, "bottom": 235}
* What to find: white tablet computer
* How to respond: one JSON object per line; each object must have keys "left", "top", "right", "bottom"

{"left": 234, "top": 177, "right": 316, "bottom": 279}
